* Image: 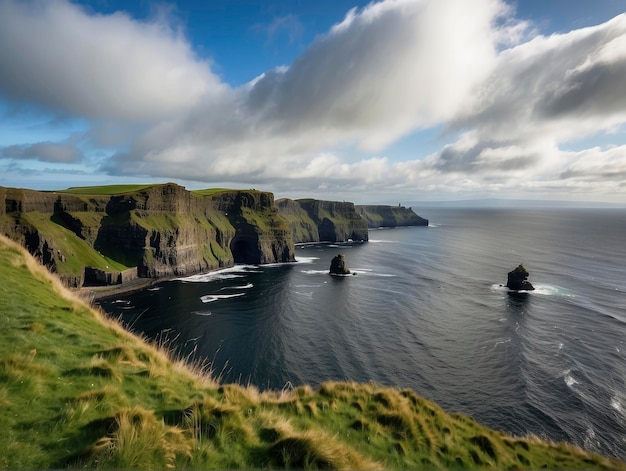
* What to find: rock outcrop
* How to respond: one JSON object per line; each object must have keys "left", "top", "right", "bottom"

{"left": 1, "top": 183, "right": 295, "bottom": 287}
{"left": 506, "top": 264, "right": 535, "bottom": 291}
{"left": 277, "top": 198, "right": 368, "bottom": 243}
{"left": 356, "top": 205, "right": 428, "bottom": 228}
{"left": 329, "top": 254, "right": 350, "bottom": 275}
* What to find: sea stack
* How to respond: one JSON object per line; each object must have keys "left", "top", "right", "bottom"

{"left": 506, "top": 264, "right": 535, "bottom": 291}
{"left": 329, "top": 254, "right": 351, "bottom": 275}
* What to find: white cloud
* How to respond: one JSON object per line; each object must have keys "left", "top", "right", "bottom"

{"left": 0, "top": 0, "right": 224, "bottom": 121}
{"left": 1, "top": 0, "right": 625, "bottom": 202}
{"left": 106, "top": 0, "right": 513, "bottom": 184}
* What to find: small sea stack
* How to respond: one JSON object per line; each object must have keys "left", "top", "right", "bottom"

{"left": 329, "top": 254, "right": 351, "bottom": 275}
{"left": 506, "top": 264, "right": 535, "bottom": 291}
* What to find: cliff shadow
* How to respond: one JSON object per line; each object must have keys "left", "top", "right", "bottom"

{"left": 94, "top": 212, "right": 147, "bottom": 268}
{"left": 231, "top": 234, "right": 262, "bottom": 264}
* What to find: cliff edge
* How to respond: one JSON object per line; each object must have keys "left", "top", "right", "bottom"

{"left": 0, "top": 183, "right": 294, "bottom": 287}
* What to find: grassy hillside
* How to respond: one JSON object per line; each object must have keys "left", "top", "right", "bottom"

{"left": 1, "top": 234, "right": 624, "bottom": 469}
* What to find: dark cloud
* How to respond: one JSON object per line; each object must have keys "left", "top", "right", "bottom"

{"left": 432, "top": 138, "right": 539, "bottom": 173}
{"left": 1, "top": 141, "right": 83, "bottom": 163}
{"left": 540, "top": 60, "right": 626, "bottom": 118}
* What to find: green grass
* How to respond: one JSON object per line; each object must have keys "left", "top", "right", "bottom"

{"left": 1, "top": 234, "right": 624, "bottom": 469}
{"left": 22, "top": 212, "right": 130, "bottom": 275}
{"left": 192, "top": 188, "right": 235, "bottom": 196}
{"left": 60, "top": 184, "right": 155, "bottom": 195}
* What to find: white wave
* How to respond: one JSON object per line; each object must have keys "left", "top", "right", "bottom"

{"left": 222, "top": 283, "right": 253, "bottom": 290}
{"left": 563, "top": 370, "right": 579, "bottom": 388}
{"left": 367, "top": 239, "right": 393, "bottom": 243}
{"left": 180, "top": 265, "right": 254, "bottom": 283}
{"left": 295, "top": 284, "right": 321, "bottom": 288}
{"left": 490, "top": 283, "right": 575, "bottom": 298}
{"left": 200, "top": 292, "right": 246, "bottom": 303}
{"left": 112, "top": 299, "right": 131, "bottom": 304}
{"left": 147, "top": 286, "right": 161, "bottom": 291}
{"left": 294, "top": 256, "right": 318, "bottom": 264}
{"left": 301, "top": 269, "right": 329, "bottom": 275}
{"left": 349, "top": 267, "right": 396, "bottom": 277}
{"left": 533, "top": 284, "right": 576, "bottom": 297}
{"left": 192, "top": 311, "right": 212, "bottom": 316}
{"left": 294, "top": 291, "right": 314, "bottom": 298}
{"left": 611, "top": 397, "right": 623, "bottom": 413}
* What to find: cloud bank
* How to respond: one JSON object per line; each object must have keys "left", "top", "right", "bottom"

{"left": 1, "top": 0, "right": 625, "bottom": 202}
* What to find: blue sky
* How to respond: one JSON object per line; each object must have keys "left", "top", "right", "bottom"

{"left": 1, "top": 0, "right": 626, "bottom": 204}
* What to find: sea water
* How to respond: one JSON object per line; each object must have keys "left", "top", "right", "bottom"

{"left": 99, "top": 208, "right": 626, "bottom": 460}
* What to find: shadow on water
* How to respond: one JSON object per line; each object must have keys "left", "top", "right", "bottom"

{"left": 506, "top": 290, "right": 530, "bottom": 315}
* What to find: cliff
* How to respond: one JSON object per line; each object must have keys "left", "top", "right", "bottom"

{"left": 277, "top": 198, "right": 369, "bottom": 243}
{"left": 275, "top": 198, "right": 320, "bottom": 243}
{"left": 356, "top": 204, "right": 429, "bottom": 228}
{"left": 0, "top": 183, "right": 294, "bottom": 287}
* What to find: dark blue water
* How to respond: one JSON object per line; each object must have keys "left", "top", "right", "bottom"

{"left": 99, "top": 208, "right": 626, "bottom": 460}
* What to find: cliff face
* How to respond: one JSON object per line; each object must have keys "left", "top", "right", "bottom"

{"left": 0, "top": 184, "right": 295, "bottom": 287}
{"left": 356, "top": 205, "right": 429, "bottom": 228}
{"left": 275, "top": 198, "right": 320, "bottom": 244}
{"left": 207, "top": 190, "right": 294, "bottom": 265}
{"left": 2, "top": 184, "right": 428, "bottom": 288}
{"left": 278, "top": 199, "right": 368, "bottom": 243}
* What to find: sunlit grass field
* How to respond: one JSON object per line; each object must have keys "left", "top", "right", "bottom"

{"left": 1, "top": 234, "right": 624, "bottom": 469}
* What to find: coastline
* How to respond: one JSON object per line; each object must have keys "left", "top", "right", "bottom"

{"left": 80, "top": 276, "right": 166, "bottom": 301}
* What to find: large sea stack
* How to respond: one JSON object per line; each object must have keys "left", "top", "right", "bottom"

{"left": 506, "top": 264, "right": 535, "bottom": 291}
{"left": 329, "top": 254, "right": 351, "bottom": 275}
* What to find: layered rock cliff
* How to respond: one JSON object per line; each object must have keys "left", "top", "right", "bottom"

{"left": 356, "top": 205, "right": 429, "bottom": 228}
{"left": 275, "top": 198, "right": 320, "bottom": 243}
{"left": 277, "top": 198, "right": 369, "bottom": 243}
{"left": 2, "top": 183, "right": 430, "bottom": 288}
{"left": 0, "top": 183, "right": 294, "bottom": 287}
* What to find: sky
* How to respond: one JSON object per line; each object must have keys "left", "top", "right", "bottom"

{"left": 1, "top": 0, "right": 626, "bottom": 205}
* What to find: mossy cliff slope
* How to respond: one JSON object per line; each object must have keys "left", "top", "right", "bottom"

{"left": 0, "top": 184, "right": 294, "bottom": 287}
{"left": 277, "top": 198, "right": 369, "bottom": 243}
{"left": 1, "top": 234, "right": 624, "bottom": 470}
{"left": 357, "top": 204, "right": 429, "bottom": 228}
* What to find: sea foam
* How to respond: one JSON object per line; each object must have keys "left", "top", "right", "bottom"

{"left": 180, "top": 265, "right": 256, "bottom": 283}
{"left": 201, "top": 292, "right": 246, "bottom": 303}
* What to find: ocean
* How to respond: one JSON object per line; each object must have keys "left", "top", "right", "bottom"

{"left": 98, "top": 208, "right": 626, "bottom": 460}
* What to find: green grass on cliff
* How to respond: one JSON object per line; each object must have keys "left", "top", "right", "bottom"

{"left": 192, "top": 188, "right": 233, "bottom": 196}
{"left": 1, "top": 234, "right": 624, "bottom": 470}
{"left": 21, "top": 212, "right": 129, "bottom": 275}
{"left": 60, "top": 184, "right": 155, "bottom": 195}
